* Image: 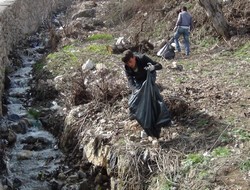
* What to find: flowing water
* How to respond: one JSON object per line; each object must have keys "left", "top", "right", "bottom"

{"left": 0, "top": 17, "right": 65, "bottom": 190}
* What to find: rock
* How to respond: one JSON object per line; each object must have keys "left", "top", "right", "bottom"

{"left": 16, "top": 150, "right": 33, "bottom": 160}
{"left": 9, "top": 122, "right": 27, "bottom": 134}
{"left": 78, "top": 170, "right": 87, "bottom": 179}
{"left": 7, "top": 130, "right": 16, "bottom": 145}
{"left": 0, "top": 182, "right": 3, "bottom": 190}
{"left": 84, "top": 137, "right": 110, "bottom": 167}
{"left": 50, "top": 179, "right": 64, "bottom": 190}
{"left": 147, "top": 136, "right": 153, "bottom": 141}
{"left": 67, "top": 174, "right": 78, "bottom": 182}
{"left": 82, "top": 59, "right": 95, "bottom": 71}
{"left": 13, "top": 178, "right": 22, "bottom": 189}
{"left": 141, "top": 131, "right": 147, "bottom": 138}
{"left": 152, "top": 140, "right": 159, "bottom": 147}
{"left": 72, "top": 9, "right": 96, "bottom": 20}
{"left": 7, "top": 114, "right": 21, "bottom": 122}
{"left": 96, "top": 63, "right": 107, "bottom": 71}
{"left": 57, "top": 172, "right": 67, "bottom": 180}
{"left": 79, "top": 179, "right": 89, "bottom": 190}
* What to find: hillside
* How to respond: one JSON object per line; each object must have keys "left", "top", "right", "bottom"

{"left": 30, "top": 0, "right": 250, "bottom": 189}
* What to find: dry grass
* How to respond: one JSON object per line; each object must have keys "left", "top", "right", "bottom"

{"left": 112, "top": 142, "right": 182, "bottom": 190}
{"left": 31, "top": 0, "right": 250, "bottom": 189}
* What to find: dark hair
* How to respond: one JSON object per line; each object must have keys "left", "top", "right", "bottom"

{"left": 121, "top": 50, "right": 134, "bottom": 63}
{"left": 182, "top": 6, "right": 187, "bottom": 11}
{"left": 177, "top": 8, "right": 182, "bottom": 15}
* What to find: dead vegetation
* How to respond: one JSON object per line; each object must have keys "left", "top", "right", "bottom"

{"left": 30, "top": 0, "right": 250, "bottom": 189}
{"left": 54, "top": 67, "right": 128, "bottom": 108}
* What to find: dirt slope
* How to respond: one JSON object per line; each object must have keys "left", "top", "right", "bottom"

{"left": 31, "top": 0, "right": 250, "bottom": 189}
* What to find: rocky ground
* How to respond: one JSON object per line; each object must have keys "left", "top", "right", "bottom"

{"left": 11, "top": 0, "right": 250, "bottom": 189}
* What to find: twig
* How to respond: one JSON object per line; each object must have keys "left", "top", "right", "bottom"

{"left": 208, "top": 125, "right": 230, "bottom": 152}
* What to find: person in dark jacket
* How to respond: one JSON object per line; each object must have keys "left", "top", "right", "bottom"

{"left": 174, "top": 6, "right": 193, "bottom": 56}
{"left": 122, "top": 50, "right": 170, "bottom": 137}
{"left": 121, "top": 50, "right": 162, "bottom": 91}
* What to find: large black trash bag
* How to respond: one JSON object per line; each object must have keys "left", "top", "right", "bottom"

{"left": 157, "top": 40, "right": 175, "bottom": 60}
{"left": 128, "top": 70, "right": 171, "bottom": 138}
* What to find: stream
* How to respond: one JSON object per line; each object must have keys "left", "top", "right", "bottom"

{"left": 0, "top": 14, "right": 66, "bottom": 190}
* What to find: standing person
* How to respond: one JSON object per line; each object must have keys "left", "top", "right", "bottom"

{"left": 169, "top": 8, "right": 182, "bottom": 44}
{"left": 121, "top": 50, "right": 162, "bottom": 92}
{"left": 174, "top": 6, "right": 193, "bottom": 56}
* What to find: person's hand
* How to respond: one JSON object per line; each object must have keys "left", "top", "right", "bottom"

{"left": 145, "top": 62, "right": 155, "bottom": 71}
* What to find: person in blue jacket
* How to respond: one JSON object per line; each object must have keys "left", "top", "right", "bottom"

{"left": 121, "top": 49, "right": 162, "bottom": 91}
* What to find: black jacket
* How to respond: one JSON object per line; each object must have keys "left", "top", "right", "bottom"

{"left": 125, "top": 54, "right": 162, "bottom": 89}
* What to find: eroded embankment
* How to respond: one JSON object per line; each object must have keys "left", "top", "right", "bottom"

{"left": 0, "top": 0, "right": 71, "bottom": 115}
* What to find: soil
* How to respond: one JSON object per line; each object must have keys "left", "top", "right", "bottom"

{"left": 30, "top": 0, "right": 250, "bottom": 189}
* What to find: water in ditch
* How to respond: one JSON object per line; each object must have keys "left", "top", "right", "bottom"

{"left": 0, "top": 15, "right": 66, "bottom": 190}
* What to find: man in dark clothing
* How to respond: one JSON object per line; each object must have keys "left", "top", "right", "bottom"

{"left": 122, "top": 50, "right": 162, "bottom": 91}
{"left": 121, "top": 50, "right": 170, "bottom": 138}
{"left": 174, "top": 6, "right": 193, "bottom": 56}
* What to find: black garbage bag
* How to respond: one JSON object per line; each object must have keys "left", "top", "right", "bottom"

{"left": 128, "top": 70, "right": 171, "bottom": 138}
{"left": 157, "top": 40, "right": 175, "bottom": 60}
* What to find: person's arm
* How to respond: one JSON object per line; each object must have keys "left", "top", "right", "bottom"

{"left": 125, "top": 67, "right": 136, "bottom": 90}
{"left": 190, "top": 16, "right": 193, "bottom": 31}
{"left": 174, "top": 13, "right": 182, "bottom": 31}
{"left": 142, "top": 55, "right": 162, "bottom": 70}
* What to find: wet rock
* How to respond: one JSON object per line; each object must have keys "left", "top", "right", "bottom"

{"left": 61, "top": 184, "right": 79, "bottom": 190}
{"left": 67, "top": 174, "right": 78, "bottom": 182}
{"left": 13, "top": 178, "right": 22, "bottom": 189}
{"left": 16, "top": 150, "right": 33, "bottom": 160}
{"left": 78, "top": 170, "right": 87, "bottom": 179}
{"left": 35, "top": 47, "right": 46, "bottom": 54}
{"left": 9, "top": 122, "right": 27, "bottom": 134}
{"left": 50, "top": 179, "right": 64, "bottom": 190}
{"left": 95, "top": 184, "right": 102, "bottom": 190}
{"left": 94, "top": 173, "right": 109, "bottom": 185}
{"left": 23, "top": 143, "right": 44, "bottom": 151}
{"left": 58, "top": 172, "right": 67, "bottom": 180}
{"left": 2, "top": 177, "right": 13, "bottom": 189}
{"left": 79, "top": 179, "right": 89, "bottom": 190}
{"left": 7, "top": 114, "right": 21, "bottom": 122}
{"left": 7, "top": 130, "right": 16, "bottom": 145}
{"left": 21, "top": 136, "right": 52, "bottom": 147}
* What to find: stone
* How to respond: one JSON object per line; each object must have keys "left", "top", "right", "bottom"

{"left": 82, "top": 59, "right": 95, "bottom": 71}
{"left": 16, "top": 150, "right": 33, "bottom": 160}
